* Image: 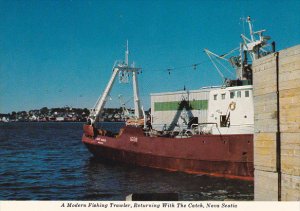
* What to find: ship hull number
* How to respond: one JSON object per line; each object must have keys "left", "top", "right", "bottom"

{"left": 130, "top": 136, "right": 138, "bottom": 142}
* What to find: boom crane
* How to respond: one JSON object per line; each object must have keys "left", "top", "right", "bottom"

{"left": 88, "top": 41, "right": 143, "bottom": 125}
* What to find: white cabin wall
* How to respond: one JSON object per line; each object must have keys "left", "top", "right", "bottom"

{"left": 150, "top": 86, "right": 254, "bottom": 134}
{"left": 207, "top": 85, "right": 254, "bottom": 134}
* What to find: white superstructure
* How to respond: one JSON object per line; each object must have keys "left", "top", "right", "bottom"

{"left": 151, "top": 88, "right": 211, "bottom": 131}
{"left": 151, "top": 85, "right": 253, "bottom": 135}
{"left": 208, "top": 85, "right": 253, "bottom": 134}
{"left": 150, "top": 16, "right": 273, "bottom": 136}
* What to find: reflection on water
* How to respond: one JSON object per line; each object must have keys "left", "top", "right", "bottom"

{"left": 0, "top": 122, "right": 253, "bottom": 200}
{"left": 84, "top": 157, "right": 253, "bottom": 201}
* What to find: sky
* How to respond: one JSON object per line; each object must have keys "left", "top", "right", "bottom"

{"left": 0, "top": 0, "right": 299, "bottom": 113}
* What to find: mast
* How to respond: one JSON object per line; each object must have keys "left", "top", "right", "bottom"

{"left": 247, "top": 16, "right": 254, "bottom": 42}
{"left": 205, "top": 16, "right": 273, "bottom": 86}
{"left": 132, "top": 64, "right": 142, "bottom": 118}
{"left": 125, "top": 40, "right": 129, "bottom": 65}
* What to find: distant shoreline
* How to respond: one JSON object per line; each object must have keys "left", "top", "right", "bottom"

{"left": 0, "top": 120, "right": 126, "bottom": 123}
{"left": 0, "top": 107, "right": 134, "bottom": 123}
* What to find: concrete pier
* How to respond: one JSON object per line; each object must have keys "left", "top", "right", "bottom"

{"left": 253, "top": 45, "right": 300, "bottom": 201}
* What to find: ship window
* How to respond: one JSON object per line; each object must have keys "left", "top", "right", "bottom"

{"left": 237, "top": 91, "right": 241, "bottom": 98}
{"left": 245, "top": 90, "right": 250, "bottom": 97}
{"left": 221, "top": 93, "right": 226, "bottom": 100}
{"left": 230, "top": 92, "right": 235, "bottom": 99}
{"left": 213, "top": 94, "right": 217, "bottom": 100}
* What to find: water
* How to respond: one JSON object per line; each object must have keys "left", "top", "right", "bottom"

{"left": 0, "top": 122, "right": 253, "bottom": 200}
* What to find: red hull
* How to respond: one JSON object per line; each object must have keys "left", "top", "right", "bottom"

{"left": 82, "top": 125, "right": 253, "bottom": 181}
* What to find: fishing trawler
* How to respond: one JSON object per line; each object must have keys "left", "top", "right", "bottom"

{"left": 82, "top": 17, "right": 275, "bottom": 180}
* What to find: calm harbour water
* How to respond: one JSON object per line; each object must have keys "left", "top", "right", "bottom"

{"left": 0, "top": 122, "right": 253, "bottom": 200}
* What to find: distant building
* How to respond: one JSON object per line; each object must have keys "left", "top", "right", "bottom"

{"left": 56, "top": 117, "right": 64, "bottom": 121}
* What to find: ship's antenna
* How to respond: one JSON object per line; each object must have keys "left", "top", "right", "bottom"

{"left": 125, "top": 40, "right": 129, "bottom": 66}
{"left": 247, "top": 16, "right": 254, "bottom": 41}
{"left": 240, "top": 17, "right": 246, "bottom": 36}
